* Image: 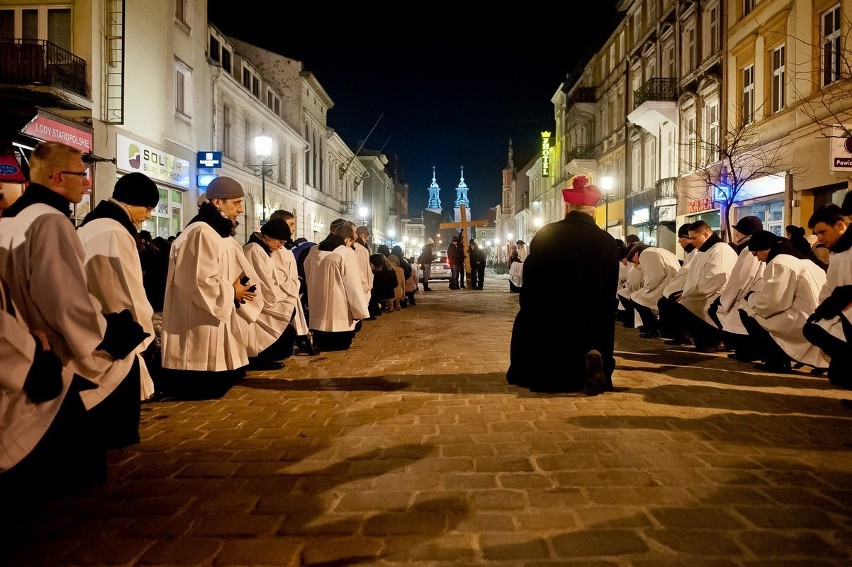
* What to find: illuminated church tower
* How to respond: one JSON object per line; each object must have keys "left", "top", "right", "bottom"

{"left": 453, "top": 166, "right": 471, "bottom": 222}
{"left": 426, "top": 165, "right": 441, "bottom": 214}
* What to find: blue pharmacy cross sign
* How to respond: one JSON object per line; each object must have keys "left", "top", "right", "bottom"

{"left": 197, "top": 151, "right": 222, "bottom": 168}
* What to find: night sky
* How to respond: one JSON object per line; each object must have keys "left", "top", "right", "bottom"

{"left": 207, "top": 2, "right": 622, "bottom": 221}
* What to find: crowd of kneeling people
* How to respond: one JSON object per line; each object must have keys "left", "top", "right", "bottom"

{"left": 614, "top": 196, "right": 851, "bottom": 395}
{"left": 2, "top": 141, "right": 850, "bottom": 508}
{"left": 0, "top": 141, "right": 420, "bottom": 507}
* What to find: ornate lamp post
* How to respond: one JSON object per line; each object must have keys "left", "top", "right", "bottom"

{"left": 253, "top": 134, "right": 274, "bottom": 223}
{"left": 358, "top": 205, "right": 369, "bottom": 227}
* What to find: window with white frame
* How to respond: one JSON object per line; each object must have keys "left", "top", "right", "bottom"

{"left": 266, "top": 89, "right": 280, "bottom": 116}
{"left": 631, "top": 143, "right": 641, "bottom": 192}
{"left": 665, "top": 42, "right": 676, "bottom": 78}
{"left": 685, "top": 115, "right": 696, "bottom": 170}
{"left": 822, "top": 4, "right": 841, "bottom": 87}
{"left": 221, "top": 46, "right": 232, "bottom": 75}
{"left": 707, "top": 3, "right": 720, "bottom": 56}
{"left": 771, "top": 45, "right": 785, "bottom": 113}
{"left": 240, "top": 66, "right": 260, "bottom": 98}
{"left": 683, "top": 23, "right": 697, "bottom": 74}
{"left": 208, "top": 33, "right": 232, "bottom": 74}
{"left": 223, "top": 103, "right": 233, "bottom": 158}
{"left": 633, "top": 9, "right": 642, "bottom": 42}
{"left": 665, "top": 126, "right": 676, "bottom": 177}
{"left": 174, "top": 59, "right": 191, "bottom": 117}
{"left": 175, "top": 0, "right": 192, "bottom": 26}
{"left": 704, "top": 100, "right": 719, "bottom": 164}
{"left": 609, "top": 43, "right": 616, "bottom": 74}
{"left": 0, "top": 6, "right": 71, "bottom": 51}
{"left": 645, "top": 137, "right": 656, "bottom": 189}
{"left": 742, "top": 65, "right": 754, "bottom": 125}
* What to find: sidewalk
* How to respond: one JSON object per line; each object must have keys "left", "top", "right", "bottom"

{"left": 2, "top": 277, "right": 851, "bottom": 566}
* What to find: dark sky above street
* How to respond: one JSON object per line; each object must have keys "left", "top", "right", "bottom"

{"left": 207, "top": 2, "right": 622, "bottom": 221}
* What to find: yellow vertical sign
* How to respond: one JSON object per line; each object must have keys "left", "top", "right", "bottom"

{"left": 541, "top": 132, "right": 551, "bottom": 177}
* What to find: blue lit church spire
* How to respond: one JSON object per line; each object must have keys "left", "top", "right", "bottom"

{"left": 453, "top": 166, "right": 470, "bottom": 222}
{"left": 426, "top": 165, "right": 442, "bottom": 213}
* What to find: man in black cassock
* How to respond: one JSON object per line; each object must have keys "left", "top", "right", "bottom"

{"left": 506, "top": 175, "right": 619, "bottom": 394}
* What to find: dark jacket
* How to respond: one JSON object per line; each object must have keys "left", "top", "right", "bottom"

{"left": 447, "top": 241, "right": 464, "bottom": 266}
{"left": 507, "top": 210, "right": 619, "bottom": 391}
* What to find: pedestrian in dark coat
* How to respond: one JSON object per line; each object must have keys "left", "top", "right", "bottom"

{"left": 506, "top": 175, "right": 619, "bottom": 394}
{"left": 469, "top": 239, "right": 486, "bottom": 289}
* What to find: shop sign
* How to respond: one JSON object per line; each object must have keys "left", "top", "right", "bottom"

{"left": 21, "top": 111, "right": 93, "bottom": 153}
{"left": 116, "top": 134, "right": 190, "bottom": 188}
{"left": 689, "top": 196, "right": 714, "bottom": 214}
{"left": 830, "top": 125, "right": 852, "bottom": 171}
{"left": 0, "top": 152, "right": 25, "bottom": 181}
{"left": 541, "top": 132, "right": 551, "bottom": 177}
{"left": 658, "top": 204, "right": 676, "bottom": 222}
{"left": 197, "top": 151, "right": 222, "bottom": 168}
{"left": 631, "top": 207, "right": 650, "bottom": 225}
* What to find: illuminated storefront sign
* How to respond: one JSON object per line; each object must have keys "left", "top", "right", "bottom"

{"left": 831, "top": 126, "right": 852, "bottom": 171}
{"left": 689, "top": 196, "right": 715, "bottom": 214}
{"left": 631, "top": 207, "right": 650, "bottom": 225}
{"left": 541, "top": 132, "right": 551, "bottom": 177}
{"left": 21, "top": 110, "right": 93, "bottom": 153}
{"left": 116, "top": 134, "right": 190, "bottom": 188}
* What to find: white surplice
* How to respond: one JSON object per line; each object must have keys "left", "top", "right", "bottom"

{"left": 744, "top": 254, "right": 830, "bottom": 368}
{"left": 680, "top": 241, "right": 738, "bottom": 325}
{"left": 243, "top": 237, "right": 291, "bottom": 356}
{"left": 631, "top": 247, "right": 681, "bottom": 312}
{"left": 271, "top": 246, "right": 308, "bottom": 335}
{"left": 303, "top": 243, "right": 370, "bottom": 332}
{"left": 715, "top": 242, "right": 764, "bottom": 335}
{"left": 76, "top": 214, "right": 157, "bottom": 404}
{"left": 160, "top": 222, "right": 254, "bottom": 371}
{"left": 0, "top": 279, "right": 74, "bottom": 472}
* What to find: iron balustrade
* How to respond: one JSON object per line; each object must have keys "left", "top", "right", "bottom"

{"left": 565, "top": 145, "right": 596, "bottom": 161}
{"left": 633, "top": 78, "right": 677, "bottom": 109}
{"left": 0, "top": 38, "right": 87, "bottom": 98}
{"left": 655, "top": 177, "right": 677, "bottom": 200}
{"left": 565, "top": 87, "right": 596, "bottom": 109}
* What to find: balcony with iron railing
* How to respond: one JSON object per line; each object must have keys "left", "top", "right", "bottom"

{"left": 564, "top": 145, "right": 596, "bottom": 162}
{"left": 0, "top": 39, "right": 87, "bottom": 99}
{"left": 633, "top": 78, "right": 677, "bottom": 108}
{"left": 627, "top": 78, "right": 678, "bottom": 133}
{"left": 564, "top": 87, "right": 596, "bottom": 110}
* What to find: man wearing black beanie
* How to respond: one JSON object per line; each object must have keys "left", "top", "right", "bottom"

{"left": 76, "top": 171, "right": 159, "bottom": 450}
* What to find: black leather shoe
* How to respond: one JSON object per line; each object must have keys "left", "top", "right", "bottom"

{"left": 753, "top": 361, "right": 791, "bottom": 373}
{"left": 584, "top": 350, "right": 606, "bottom": 396}
{"left": 249, "top": 359, "right": 285, "bottom": 371}
{"left": 639, "top": 331, "right": 661, "bottom": 339}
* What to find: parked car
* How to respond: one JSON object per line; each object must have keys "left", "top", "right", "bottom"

{"left": 421, "top": 250, "right": 451, "bottom": 282}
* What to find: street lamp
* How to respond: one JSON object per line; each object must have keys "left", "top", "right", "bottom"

{"left": 253, "top": 134, "right": 274, "bottom": 222}
{"left": 358, "top": 206, "right": 369, "bottom": 227}
{"left": 388, "top": 228, "right": 396, "bottom": 247}
{"left": 601, "top": 176, "right": 613, "bottom": 231}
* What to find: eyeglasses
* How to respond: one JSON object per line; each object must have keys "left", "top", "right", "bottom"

{"left": 58, "top": 171, "right": 89, "bottom": 179}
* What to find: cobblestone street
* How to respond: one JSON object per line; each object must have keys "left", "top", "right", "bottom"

{"left": 2, "top": 277, "right": 851, "bottom": 566}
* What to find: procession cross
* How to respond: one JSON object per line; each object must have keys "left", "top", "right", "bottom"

{"left": 440, "top": 204, "right": 489, "bottom": 276}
